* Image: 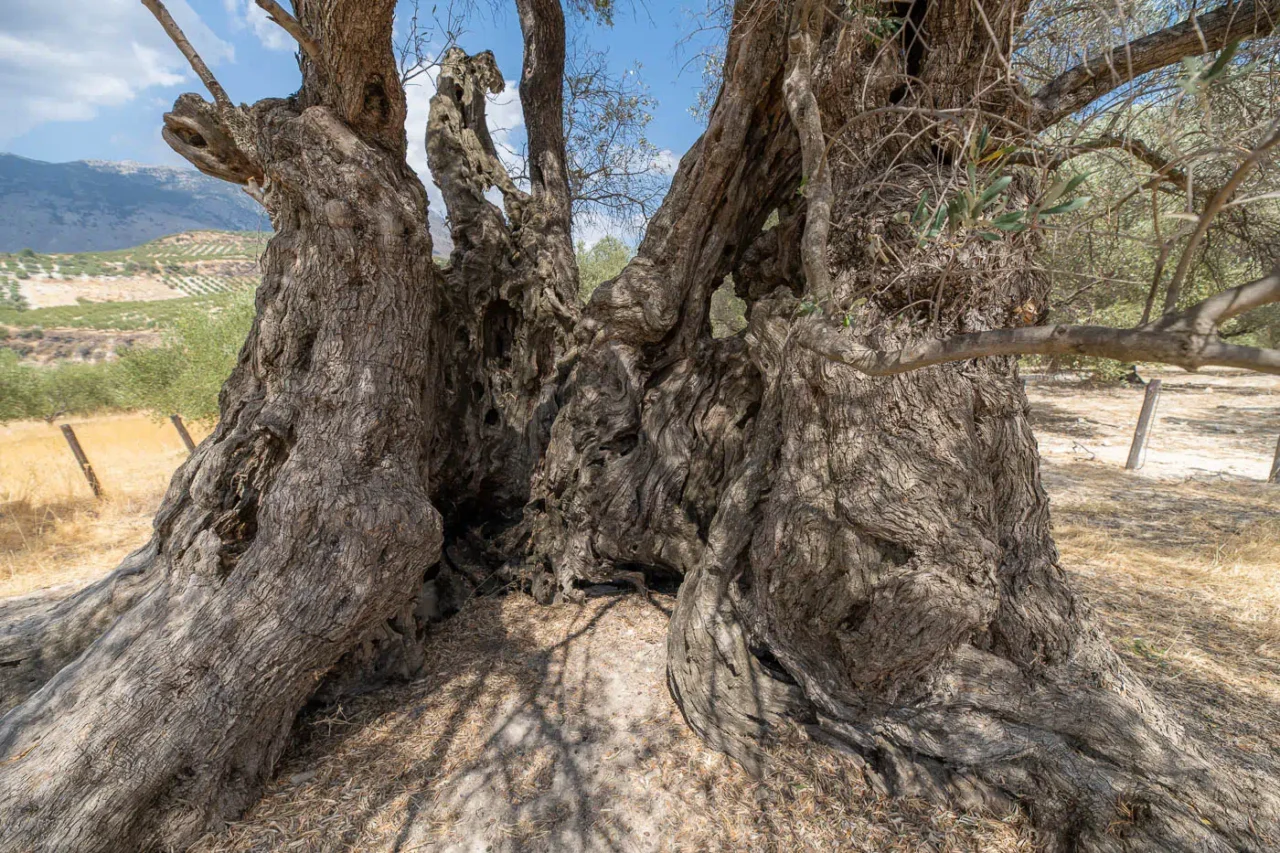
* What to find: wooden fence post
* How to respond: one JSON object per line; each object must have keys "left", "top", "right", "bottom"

{"left": 170, "top": 414, "right": 196, "bottom": 454}
{"left": 1270, "top": 435, "right": 1280, "bottom": 484}
{"left": 60, "top": 424, "right": 103, "bottom": 498}
{"left": 1125, "top": 379, "right": 1162, "bottom": 471}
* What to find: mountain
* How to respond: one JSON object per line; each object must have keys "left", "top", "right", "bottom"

{"left": 0, "top": 154, "right": 452, "bottom": 256}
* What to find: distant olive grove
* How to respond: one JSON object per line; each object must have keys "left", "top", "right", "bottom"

{"left": 1, "top": 238, "right": 637, "bottom": 423}
{"left": 0, "top": 292, "right": 253, "bottom": 423}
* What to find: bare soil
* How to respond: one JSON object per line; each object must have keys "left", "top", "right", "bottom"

{"left": 1025, "top": 367, "right": 1280, "bottom": 481}
{"left": 2, "top": 327, "right": 160, "bottom": 364}
{"left": 18, "top": 274, "right": 183, "bottom": 308}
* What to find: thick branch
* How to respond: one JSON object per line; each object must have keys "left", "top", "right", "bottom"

{"left": 783, "top": 0, "right": 834, "bottom": 302}
{"left": 798, "top": 269, "right": 1280, "bottom": 375}
{"left": 140, "top": 0, "right": 232, "bottom": 111}
{"left": 801, "top": 318, "right": 1280, "bottom": 374}
{"left": 1032, "top": 0, "right": 1280, "bottom": 128}
{"left": 253, "top": 0, "right": 323, "bottom": 68}
{"left": 513, "top": 0, "right": 573, "bottom": 226}
{"left": 1154, "top": 267, "right": 1280, "bottom": 332}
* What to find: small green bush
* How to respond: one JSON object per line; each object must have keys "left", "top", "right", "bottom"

{"left": 117, "top": 289, "right": 254, "bottom": 421}
{"left": 0, "top": 349, "right": 126, "bottom": 421}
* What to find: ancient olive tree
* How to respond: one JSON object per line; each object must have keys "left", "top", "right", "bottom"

{"left": 3, "top": 0, "right": 1280, "bottom": 850}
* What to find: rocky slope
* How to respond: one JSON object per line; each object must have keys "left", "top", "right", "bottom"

{"left": 0, "top": 154, "right": 452, "bottom": 255}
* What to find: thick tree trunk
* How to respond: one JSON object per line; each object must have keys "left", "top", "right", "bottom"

{"left": 2, "top": 0, "right": 1277, "bottom": 850}
{"left": 0, "top": 3, "right": 445, "bottom": 850}
{"left": 530, "top": 2, "right": 1280, "bottom": 849}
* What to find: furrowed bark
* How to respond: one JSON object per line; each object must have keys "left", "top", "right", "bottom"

{"left": 424, "top": 0, "right": 579, "bottom": 559}
{"left": 0, "top": 543, "right": 157, "bottom": 714}
{"left": 536, "top": 0, "right": 1280, "bottom": 848}
{"left": 2, "top": 0, "right": 1277, "bottom": 849}
{"left": 0, "top": 3, "right": 445, "bottom": 850}
{"left": 527, "top": 0, "right": 800, "bottom": 598}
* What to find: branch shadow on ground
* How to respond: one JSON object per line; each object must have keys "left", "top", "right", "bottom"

{"left": 1070, "top": 563, "right": 1280, "bottom": 779}
{"left": 198, "top": 591, "right": 682, "bottom": 853}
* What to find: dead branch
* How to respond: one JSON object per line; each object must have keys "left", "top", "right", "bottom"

{"left": 253, "top": 0, "right": 324, "bottom": 68}
{"left": 1032, "top": 0, "right": 1280, "bottom": 128}
{"left": 140, "top": 0, "right": 232, "bottom": 111}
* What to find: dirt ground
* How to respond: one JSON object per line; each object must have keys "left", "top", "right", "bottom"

{"left": 3, "top": 369, "right": 1277, "bottom": 851}
{"left": 2, "top": 327, "right": 161, "bottom": 364}
{"left": 19, "top": 274, "right": 183, "bottom": 308}
{"left": 1025, "top": 367, "right": 1280, "bottom": 480}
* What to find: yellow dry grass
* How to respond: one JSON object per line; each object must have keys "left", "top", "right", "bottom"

{"left": 0, "top": 413, "right": 211, "bottom": 598}
{"left": 1049, "top": 463, "right": 1280, "bottom": 770}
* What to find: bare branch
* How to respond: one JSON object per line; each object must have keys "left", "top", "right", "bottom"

{"left": 140, "top": 0, "right": 232, "bottom": 111}
{"left": 514, "top": 0, "right": 572, "bottom": 220}
{"left": 253, "top": 0, "right": 324, "bottom": 68}
{"left": 1155, "top": 267, "right": 1280, "bottom": 332}
{"left": 798, "top": 268, "right": 1280, "bottom": 376}
{"left": 1032, "top": 0, "right": 1280, "bottom": 128}
{"left": 1163, "top": 123, "right": 1280, "bottom": 312}
{"left": 783, "top": 0, "right": 834, "bottom": 302}
{"left": 1007, "top": 134, "right": 1190, "bottom": 191}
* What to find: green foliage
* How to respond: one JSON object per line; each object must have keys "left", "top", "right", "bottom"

{"left": 115, "top": 290, "right": 255, "bottom": 421}
{"left": 0, "top": 349, "right": 126, "bottom": 421}
{"left": 1180, "top": 41, "right": 1249, "bottom": 95}
{"left": 576, "top": 236, "right": 633, "bottom": 302}
{"left": 0, "top": 291, "right": 254, "bottom": 423}
{"left": 907, "top": 165, "right": 1090, "bottom": 245}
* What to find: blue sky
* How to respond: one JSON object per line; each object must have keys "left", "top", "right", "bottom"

{"left": 0, "top": 0, "right": 714, "bottom": 213}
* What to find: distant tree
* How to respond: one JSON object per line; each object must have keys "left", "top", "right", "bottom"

{"left": 575, "top": 234, "right": 631, "bottom": 301}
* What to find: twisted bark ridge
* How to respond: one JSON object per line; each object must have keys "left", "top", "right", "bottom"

{"left": 0, "top": 2, "right": 444, "bottom": 850}
{"left": 2, "top": 0, "right": 1280, "bottom": 850}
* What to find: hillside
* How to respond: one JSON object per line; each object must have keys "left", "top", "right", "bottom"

{"left": 0, "top": 154, "right": 452, "bottom": 255}
{"left": 0, "top": 231, "right": 265, "bottom": 365}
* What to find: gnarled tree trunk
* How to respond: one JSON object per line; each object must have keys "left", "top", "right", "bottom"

{"left": 0, "top": 3, "right": 444, "bottom": 850}
{"left": 2, "top": 0, "right": 1279, "bottom": 849}
{"left": 531, "top": 1, "right": 1280, "bottom": 850}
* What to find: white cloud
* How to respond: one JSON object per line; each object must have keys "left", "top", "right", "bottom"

{"left": 0, "top": 0, "right": 233, "bottom": 142}
{"left": 651, "top": 149, "right": 679, "bottom": 175}
{"left": 222, "top": 0, "right": 293, "bottom": 51}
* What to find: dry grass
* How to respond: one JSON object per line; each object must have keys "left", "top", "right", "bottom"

{"left": 1050, "top": 464, "right": 1280, "bottom": 776}
{"left": 0, "top": 413, "right": 210, "bottom": 598}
